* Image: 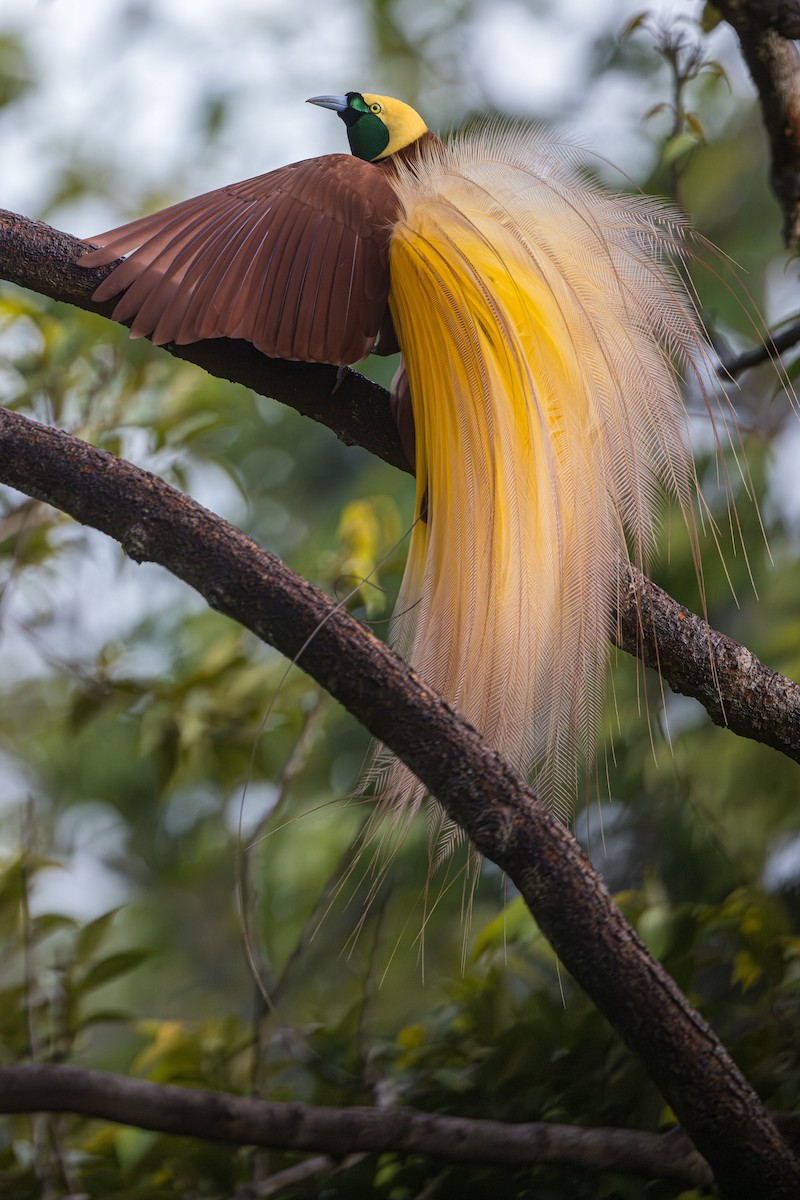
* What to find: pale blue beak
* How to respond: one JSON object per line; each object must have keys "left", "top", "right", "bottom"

{"left": 306, "top": 95, "right": 349, "bottom": 113}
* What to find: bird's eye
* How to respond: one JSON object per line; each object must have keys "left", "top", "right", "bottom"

{"left": 369, "top": 103, "right": 382, "bottom": 114}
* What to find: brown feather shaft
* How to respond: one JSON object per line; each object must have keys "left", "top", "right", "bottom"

{"left": 126, "top": 207, "right": 248, "bottom": 340}
{"left": 87, "top": 196, "right": 232, "bottom": 293}
{"left": 181, "top": 206, "right": 278, "bottom": 345}
{"left": 166, "top": 203, "right": 276, "bottom": 343}
{"left": 284, "top": 216, "right": 336, "bottom": 360}
{"left": 257, "top": 197, "right": 319, "bottom": 354}
{"left": 275, "top": 210, "right": 329, "bottom": 358}
{"left": 302, "top": 220, "right": 345, "bottom": 361}
{"left": 105, "top": 200, "right": 236, "bottom": 328}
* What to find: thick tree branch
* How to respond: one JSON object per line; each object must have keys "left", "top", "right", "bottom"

{"left": 617, "top": 570, "right": 800, "bottom": 763}
{"left": 716, "top": 0, "right": 800, "bottom": 246}
{"left": 0, "top": 210, "right": 409, "bottom": 473}
{"left": 743, "top": 1, "right": 800, "bottom": 40}
{"left": 2, "top": 209, "right": 800, "bottom": 763}
{"left": 0, "top": 408, "right": 797, "bottom": 1197}
{"left": 0, "top": 1064, "right": 714, "bottom": 1185}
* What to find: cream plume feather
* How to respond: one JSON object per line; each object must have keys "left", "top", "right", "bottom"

{"left": 374, "top": 125, "right": 712, "bottom": 820}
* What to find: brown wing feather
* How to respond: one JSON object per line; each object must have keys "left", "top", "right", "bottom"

{"left": 79, "top": 155, "right": 400, "bottom": 366}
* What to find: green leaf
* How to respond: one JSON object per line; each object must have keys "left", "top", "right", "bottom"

{"left": 700, "top": 59, "right": 730, "bottom": 88}
{"left": 114, "top": 1127, "right": 159, "bottom": 1170}
{"left": 31, "top": 912, "right": 78, "bottom": 940}
{"left": 471, "top": 896, "right": 534, "bottom": 959}
{"left": 638, "top": 904, "right": 675, "bottom": 961}
{"left": 75, "top": 949, "right": 152, "bottom": 993}
{"left": 74, "top": 908, "right": 122, "bottom": 963}
{"left": 662, "top": 130, "right": 699, "bottom": 165}
{"left": 732, "top": 949, "right": 762, "bottom": 992}
{"left": 78, "top": 1008, "right": 133, "bottom": 1027}
{"left": 701, "top": 4, "right": 722, "bottom": 33}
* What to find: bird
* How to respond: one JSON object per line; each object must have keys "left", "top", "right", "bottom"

{"left": 79, "top": 92, "right": 712, "bottom": 823}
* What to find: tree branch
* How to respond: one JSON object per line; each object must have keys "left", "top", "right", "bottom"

{"left": 0, "top": 407, "right": 797, "bottom": 1196}
{"left": 718, "top": 315, "right": 800, "bottom": 376}
{"left": 0, "top": 1064, "right": 716, "bottom": 1186}
{"left": 0, "top": 209, "right": 410, "bottom": 473}
{"left": 617, "top": 570, "right": 800, "bottom": 763}
{"left": 2, "top": 208, "right": 799, "bottom": 762}
{"left": 247, "top": 1153, "right": 365, "bottom": 1198}
{"left": 716, "top": 0, "right": 800, "bottom": 246}
{"left": 722, "top": 0, "right": 800, "bottom": 43}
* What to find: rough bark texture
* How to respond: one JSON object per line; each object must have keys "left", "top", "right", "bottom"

{"left": 717, "top": 0, "right": 800, "bottom": 246}
{"left": 0, "top": 406, "right": 797, "bottom": 1197}
{"left": 0, "top": 209, "right": 408, "bottom": 472}
{"left": 0, "top": 1064, "right": 714, "bottom": 1185}
{"left": 617, "top": 570, "right": 800, "bottom": 762}
{"left": 747, "top": 0, "right": 800, "bottom": 39}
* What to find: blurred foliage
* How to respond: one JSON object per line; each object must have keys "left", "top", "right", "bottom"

{"left": 0, "top": 32, "right": 31, "bottom": 110}
{"left": 0, "top": 1, "right": 799, "bottom": 1197}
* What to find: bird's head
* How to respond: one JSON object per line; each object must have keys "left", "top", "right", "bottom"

{"left": 307, "top": 92, "right": 428, "bottom": 162}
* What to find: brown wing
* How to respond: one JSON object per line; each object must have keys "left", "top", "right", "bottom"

{"left": 79, "top": 155, "right": 399, "bottom": 366}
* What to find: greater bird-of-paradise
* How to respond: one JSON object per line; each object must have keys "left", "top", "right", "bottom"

{"left": 79, "top": 92, "right": 713, "bottom": 820}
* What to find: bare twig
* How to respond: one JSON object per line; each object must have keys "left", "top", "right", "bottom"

{"left": 616, "top": 569, "right": 800, "bottom": 764}
{"left": 245, "top": 1153, "right": 366, "bottom": 1198}
{"left": 242, "top": 691, "right": 329, "bottom": 1000}
{"left": 719, "top": 315, "right": 800, "bottom": 376}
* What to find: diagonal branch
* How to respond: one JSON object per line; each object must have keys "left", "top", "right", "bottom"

{"left": 0, "top": 405, "right": 797, "bottom": 1196}
{"left": 0, "top": 1064, "right": 715, "bottom": 1186}
{"left": 718, "top": 314, "right": 800, "bottom": 376}
{"left": 716, "top": 0, "right": 800, "bottom": 246}
{"left": 2, "top": 209, "right": 800, "bottom": 762}
{"left": 0, "top": 209, "right": 409, "bottom": 471}
{"left": 740, "top": 1, "right": 800, "bottom": 40}
{"left": 617, "top": 570, "right": 800, "bottom": 763}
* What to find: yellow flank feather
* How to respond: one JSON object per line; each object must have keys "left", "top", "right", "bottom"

{"left": 379, "top": 126, "right": 708, "bottom": 818}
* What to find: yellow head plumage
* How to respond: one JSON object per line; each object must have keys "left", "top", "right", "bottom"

{"left": 360, "top": 93, "right": 429, "bottom": 159}
{"left": 306, "top": 91, "right": 428, "bottom": 161}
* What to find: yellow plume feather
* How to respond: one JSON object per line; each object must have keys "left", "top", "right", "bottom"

{"left": 375, "top": 126, "right": 710, "bottom": 818}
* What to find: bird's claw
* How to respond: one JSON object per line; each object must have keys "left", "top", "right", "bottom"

{"left": 331, "top": 366, "right": 349, "bottom": 395}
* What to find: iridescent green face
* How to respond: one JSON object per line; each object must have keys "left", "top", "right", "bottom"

{"left": 339, "top": 93, "right": 391, "bottom": 162}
